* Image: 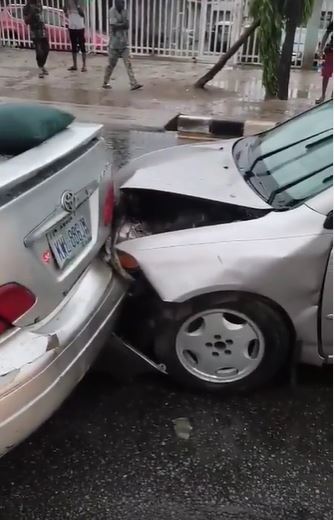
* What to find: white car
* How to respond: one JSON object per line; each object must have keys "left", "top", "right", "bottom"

{"left": 0, "top": 118, "right": 127, "bottom": 456}
{"left": 115, "top": 101, "right": 333, "bottom": 393}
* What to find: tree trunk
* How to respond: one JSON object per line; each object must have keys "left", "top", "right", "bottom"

{"left": 194, "top": 20, "right": 260, "bottom": 89}
{"left": 278, "top": 19, "right": 298, "bottom": 99}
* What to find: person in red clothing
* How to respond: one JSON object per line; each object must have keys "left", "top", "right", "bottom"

{"left": 316, "top": 18, "right": 333, "bottom": 104}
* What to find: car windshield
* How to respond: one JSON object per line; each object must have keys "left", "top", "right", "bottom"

{"left": 233, "top": 101, "right": 333, "bottom": 209}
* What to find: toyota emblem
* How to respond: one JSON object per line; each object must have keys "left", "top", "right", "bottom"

{"left": 61, "top": 191, "right": 77, "bottom": 213}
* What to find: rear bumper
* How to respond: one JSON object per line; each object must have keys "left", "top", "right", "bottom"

{"left": 0, "top": 259, "right": 128, "bottom": 456}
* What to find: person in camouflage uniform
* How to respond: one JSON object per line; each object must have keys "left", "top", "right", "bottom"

{"left": 103, "top": 0, "right": 142, "bottom": 90}
{"left": 23, "top": 0, "right": 49, "bottom": 78}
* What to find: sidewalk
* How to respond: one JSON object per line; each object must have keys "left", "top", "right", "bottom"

{"left": 0, "top": 48, "right": 329, "bottom": 130}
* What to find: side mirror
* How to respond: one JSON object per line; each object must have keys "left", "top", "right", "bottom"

{"left": 324, "top": 210, "right": 333, "bottom": 230}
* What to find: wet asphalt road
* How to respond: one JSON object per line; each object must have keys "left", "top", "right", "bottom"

{"left": 0, "top": 131, "right": 332, "bottom": 520}
{"left": 104, "top": 129, "right": 180, "bottom": 173}
{"left": 0, "top": 370, "right": 332, "bottom": 520}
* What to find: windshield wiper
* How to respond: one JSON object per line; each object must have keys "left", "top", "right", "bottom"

{"left": 305, "top": 134, "right": 333, "bottom": 149}
{"left": 246, "top": 128, "right": 332, "bottom": 175}
{"left": 322, "top": 175, "right": 332, "bottom": 184}
{"left": 268, "top": 163, "right": 332, "bottom": 205}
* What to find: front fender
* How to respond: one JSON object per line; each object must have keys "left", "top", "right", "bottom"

{"left": 116, "top": 207, "right": 332, "bottom": 349}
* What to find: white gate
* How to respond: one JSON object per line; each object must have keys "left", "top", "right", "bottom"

{"left": 95, "top": 0, "right": 203, "bottom": 57}
{"left": 0, "top": 0, "right": 333, "bottom": 64}
{"left": 197, "top": 0, "right": 243, "bottom": 62}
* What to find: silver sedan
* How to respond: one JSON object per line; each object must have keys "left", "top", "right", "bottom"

{"left": 115, "top": 101, "right": 333, "bottom": 393}
{"left": 0, "top": 121, "right": 127, "bottom": 455}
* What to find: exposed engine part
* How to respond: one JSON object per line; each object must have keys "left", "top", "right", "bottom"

{"left": 117, "top": 220, "right": 150, "bottom": 242}
{"left": 115, "top": 188, "right": 269, "bottom": 241}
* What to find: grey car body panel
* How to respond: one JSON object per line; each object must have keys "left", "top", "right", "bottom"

{"left": 305, "top": 188, "right": 333, "bottom": 216}
{"left": 117, "top": 140, "right": 333, "bottom": 365}
{"left": 0, "top": 122, "right": 102, "bottom": 192}
{"left": 0, "top": 123, "right": 112, "bottom": 325}
{"left": 120, "top": 140, "right": 271, "bottom": 210}
{"left": 0, "top": 120, "right": 127, "bottom": 455}
{"left": 320, "top": 250, "right": 333, "bottom": 357}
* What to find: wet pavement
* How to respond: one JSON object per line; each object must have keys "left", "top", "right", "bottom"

{"left": 1, "top": 49, "right": 331, "bottom": 129}
{"left": 104, "top": 128, "right": 179, "bottom": 171}
{"left": 0, "top": 130, "right": 332, "bottom": 519}
{"left": 0, "top": 369, "right": 332, "bottom": 520}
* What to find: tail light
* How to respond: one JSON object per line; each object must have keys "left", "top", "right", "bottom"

{"left": 103, "top": 184, "right": 114, "bottom": 226}
{"left": 0, "top": 284, "right": 36, "bottom": 335}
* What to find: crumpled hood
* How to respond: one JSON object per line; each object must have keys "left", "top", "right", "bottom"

{"left": 120, "top": 140, "right": 271, "bottom": 210}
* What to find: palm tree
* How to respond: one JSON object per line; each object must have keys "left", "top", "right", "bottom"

{"left": 278, "top": 0, "right": 315, "bottom": 99}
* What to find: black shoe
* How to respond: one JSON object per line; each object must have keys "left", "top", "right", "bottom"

{"left": 130, "top": 84, "right": 143, "bottom": 91}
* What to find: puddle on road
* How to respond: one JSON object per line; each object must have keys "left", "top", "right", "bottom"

{"left": 103, "top": 129, "right": 182, "bottom": 172}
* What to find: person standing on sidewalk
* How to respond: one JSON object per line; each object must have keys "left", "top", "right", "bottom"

{"left": 103, "top": 0, "right": 142, "bottom": 91}
{"left": 63, "top": 0, "right": 87, "bottom": 72}
{"left": 23, "top": 0, "right": 49, "bottom": 78}
{"left": 316, "top": 17, "right": 333, "bottom": 104}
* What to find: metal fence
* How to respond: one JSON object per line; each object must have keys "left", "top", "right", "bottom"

{"left": 0, "top": 0, "right": 333, "bottom": 65}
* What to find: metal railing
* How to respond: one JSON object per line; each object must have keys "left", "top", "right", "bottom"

{"left": 0, "top": 0, "right": 332, "bottom": 66}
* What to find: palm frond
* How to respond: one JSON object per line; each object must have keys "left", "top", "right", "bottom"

{"left": 249, "top": 0, "right": 282, "bottom": 96}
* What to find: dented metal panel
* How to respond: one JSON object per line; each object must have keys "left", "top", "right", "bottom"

{"left": 117, "top": 203, "right": 332, "bottom": 356}
{"left": 120, "top": 140, "right": 271, "bottom": 210}
{"left": 0, "top": 331, "right": 55, "bottom": 378}
{"left": 0, "top": 259, "right": 128, "bottom": 456}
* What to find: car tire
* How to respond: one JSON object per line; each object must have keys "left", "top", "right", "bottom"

{"left": 154, "top": 293, "right": 292, "bottom": 393}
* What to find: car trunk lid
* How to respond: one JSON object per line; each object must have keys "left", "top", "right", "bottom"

{"left": 0, "top": 122, "right": 113, "bottom": 326}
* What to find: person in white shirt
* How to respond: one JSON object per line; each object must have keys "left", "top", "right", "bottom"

{"left": 63, "top": 0, "right": 87, "bottom": 72}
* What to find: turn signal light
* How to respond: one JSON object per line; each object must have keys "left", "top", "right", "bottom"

{"left": 117, "top": 252, "right": 139, "bottom": 271}
{"left": 0, "top": 284, "right": 36, "bottom": 335}
{"left": 103, "top": 184, "right": 114, "bottom": 226}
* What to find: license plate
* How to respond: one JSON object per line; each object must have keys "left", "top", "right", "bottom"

{"left": 47, "top": 215, "right": 91, "bottom": 269}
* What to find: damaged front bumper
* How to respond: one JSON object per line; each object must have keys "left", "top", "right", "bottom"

{"left": 0, "top": 258, "right": 128, "bottom": 456}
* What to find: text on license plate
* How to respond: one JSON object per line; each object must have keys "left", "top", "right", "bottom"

{"left": 47, "top": 216, "right": 91, "bottom": 269}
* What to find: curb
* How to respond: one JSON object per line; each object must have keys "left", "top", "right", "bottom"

{"left": 165, "top": 114, "right": 277, "bottom": 139}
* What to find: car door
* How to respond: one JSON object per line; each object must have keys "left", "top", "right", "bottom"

{"left": 320, "top": 248, "right": 333, "bottom": 359}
